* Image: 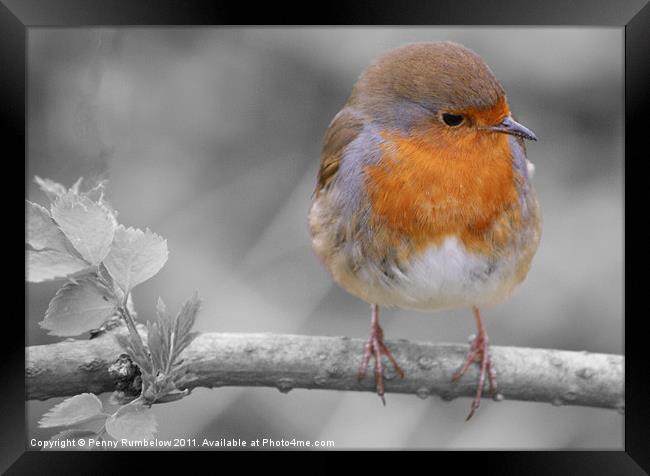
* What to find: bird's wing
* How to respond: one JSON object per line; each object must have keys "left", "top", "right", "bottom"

{"left": 315, "top": 108, "right": 364, "bottom": 194}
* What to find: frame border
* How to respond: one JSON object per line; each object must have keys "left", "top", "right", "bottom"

{"left": 5, "top": 0, "right": 648, "bottom": 473}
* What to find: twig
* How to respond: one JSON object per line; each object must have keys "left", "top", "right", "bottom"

{"left": 25, "top": 331, "right": 624, "bottom": 411}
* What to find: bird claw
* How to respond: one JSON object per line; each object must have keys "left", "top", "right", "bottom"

{"left": 452, "top": 307, "right": 497, "bottom": 420}
{"left": 357, "top": 306, "right": 404, "bottom": 404}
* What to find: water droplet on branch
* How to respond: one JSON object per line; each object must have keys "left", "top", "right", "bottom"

{"left": 576, "top": 368, "right": 594, "bottom": 379}
{"left": 416, "top": 387, "right": 430, "bottom": 399}
{"left": 418, "top": 356, "right": 436, "bottom": 370}
{"left": 276, "top": 378, "right": 295, "bottom": 394}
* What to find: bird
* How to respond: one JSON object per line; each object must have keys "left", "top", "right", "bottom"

{"left": 308, "top": 41, "right": 541, "bottom": 420}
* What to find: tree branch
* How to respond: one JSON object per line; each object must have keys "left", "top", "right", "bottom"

{"left": 26, "top": 331, "right": 624, "bottom": 411}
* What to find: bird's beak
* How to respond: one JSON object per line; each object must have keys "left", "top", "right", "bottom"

{"left": 488, "top": 116, "right": 537, "bottom": 141}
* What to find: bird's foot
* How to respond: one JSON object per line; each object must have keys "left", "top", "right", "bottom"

{"left": 357, "top": 305, "right": 404, "bottom": 405}
{"left": 452, "top": 307, "right": 497, "bottom": 420}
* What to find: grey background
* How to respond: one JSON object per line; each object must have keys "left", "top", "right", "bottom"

{"left": 27, "top": 28, "right": 623, "bottom": 449}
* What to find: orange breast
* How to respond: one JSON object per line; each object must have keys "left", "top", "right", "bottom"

{"left": 365, "top": 129, "right": 521, "bottom": 256}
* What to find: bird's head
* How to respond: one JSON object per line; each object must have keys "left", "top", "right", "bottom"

{"left": 348, "top": 41, "right": 537, "bottom": 145}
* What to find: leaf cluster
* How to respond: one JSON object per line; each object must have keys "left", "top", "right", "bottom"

{"left": 27, "top": 177, "right": 168, "bottom": 337}
{"left": 116, "top": 294, "right": 201, "bottom": 405}
{"left": 28, "top": 177, "right": 202, "bottom": 443}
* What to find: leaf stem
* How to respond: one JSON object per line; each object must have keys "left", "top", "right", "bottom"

{"left": 119, "top": 293, "right": 146, "bottom": 355}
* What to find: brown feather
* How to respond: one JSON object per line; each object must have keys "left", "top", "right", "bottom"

{"left": 315, "top": 109, "right": 364, "bottom": 194}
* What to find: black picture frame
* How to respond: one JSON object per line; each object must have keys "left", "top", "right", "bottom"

{"left": 5, "top": 0, "right": 648, "bottom": 473}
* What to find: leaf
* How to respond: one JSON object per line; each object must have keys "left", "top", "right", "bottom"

{"left": 34, "top": 176, "right": 67, "bottom": 202}
{"left": 26, "top": 200, "right": 91, "bottom": 282}
{"left": 146, "top": 321, "right": 167, "bottom": 375}
{"left": 171, "top": 292, "right": 201, "bottom": 364}
{"left": 103, "top": 226, "right": 168, "bottom": 293}
{"left": 89, "top": 315, "right": 123, "bottom": 339}
{"left": 156, "top": 296, "right": 169, "bottom": 323}
{"left": 82, "top": 180, "right": 107, "bottom": 203}
{"left": 40, "top": 279, "right": 118, "bottom": 336}
{"left": 26, "top": 201, "right": 70, "bottom": 252}
{"left": 155, "top": 390, "right": 190, "bottom": 404}
{"left": 108, "top": 391, "right": 139, "bottom": 406}
{"left": 146, "top": 294, "right": 201, "bottom": 381}
{"left": 173, "top": 372, "right": 199, "bottom": 389}
{"left": 27, "top": 249, "right": 91, "bottom": 283}
{"left": 38, "top": 393, "right": 104, "bottom": 428}
{"left": 50, "top": 429, "right": 98, "bottom": 442}
{"left": 51, "top": 191, "right": 117, "bottom": 265}
{"left": 48, "top": 429, "right": 100, "bottom": 450}
{"left": 145, "top": 297, "right": 172, "bottom": 373}
{"left": 105, "top": 403, "right": 157, "bottom": 441}
{"left": 69, "top": 177, "right": 84, "bottom": 194}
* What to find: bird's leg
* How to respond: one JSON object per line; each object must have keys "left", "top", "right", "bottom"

{"left": 357, "top": 304, "right": 405, "bottom": 405}
{"left": 451, "top": 306, "right": 497, "bottom": 420}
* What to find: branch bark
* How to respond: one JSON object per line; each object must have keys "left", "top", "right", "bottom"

{"left": 26, "top": 331, "right": 624, "bottom": 411}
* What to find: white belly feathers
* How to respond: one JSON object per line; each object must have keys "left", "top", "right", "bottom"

{"left": 337, "top": 236, "right": 520, "bottom": 312}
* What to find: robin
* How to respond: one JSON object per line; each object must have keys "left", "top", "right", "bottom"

{"left": 309, "top": 41, "right": 541, "bottom": 419}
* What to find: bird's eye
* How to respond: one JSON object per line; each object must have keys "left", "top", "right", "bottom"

{"left": 442, "top": 113, "right": 464, "bottom": 127}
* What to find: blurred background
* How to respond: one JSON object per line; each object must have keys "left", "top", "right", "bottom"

{"left": 26, "top": 28, "right": 623, "bottom": 449}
